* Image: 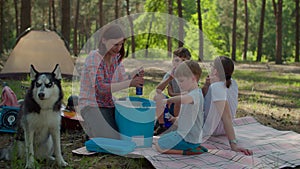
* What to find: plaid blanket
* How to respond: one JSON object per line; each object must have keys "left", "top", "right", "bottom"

{"left": 130, "top": 116, "right": 300, "bottom": 169}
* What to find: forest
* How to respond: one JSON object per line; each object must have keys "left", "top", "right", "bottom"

{"left": 0, "top": 0, "right": 299, "bottom": 64}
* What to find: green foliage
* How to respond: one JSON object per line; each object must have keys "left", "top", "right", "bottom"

{"left": 1, "top": 0, "right": 300, "bottom": 63}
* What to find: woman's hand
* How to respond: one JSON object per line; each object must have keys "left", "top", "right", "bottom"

{"left": 129, "top": 67, "right": 144, "bottom": 87}
{"left": 129, "top": 75, "right": 144, "bottom": 87}
{"left": 230, "top": 143, "right": 253, "bottom": 156}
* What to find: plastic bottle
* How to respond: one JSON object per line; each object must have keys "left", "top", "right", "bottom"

{"left": 135, "top": 68, "right": 143, "bottom": 95}
{"left": 163, "top": 106, "right": 172, "bottom": 128}
{"left": 136, "top": 85, "right": 143, "bottom": 95}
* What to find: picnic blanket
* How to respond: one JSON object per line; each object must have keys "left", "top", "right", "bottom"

{"left": 73, "top": 116, "right": 300, "bottom": 168}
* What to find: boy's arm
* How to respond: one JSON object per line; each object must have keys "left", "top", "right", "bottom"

{"left": 165, "top": 94, "right": 194, "bottom": 105}
{"left": 156, "top": 75, "right": 173, "bottom": 91}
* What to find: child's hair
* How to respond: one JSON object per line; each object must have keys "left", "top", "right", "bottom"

{"left": 175, "top": 60, "right": 202, "bottom": 82}
{"left": 213, "top": 56, "right": 234, "bottom": 88}
{"left": 66, "top": 95, "right": 79, "bottom": 112}
{"left": 173, "top": 47, "right": 191, "bottom": 60}
{"left": 98, "top": 23, "right": 126, "bottom": 61}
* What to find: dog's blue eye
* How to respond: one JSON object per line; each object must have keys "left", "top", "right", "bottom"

{"left": 45, "top": 83, "right": 53, "bottom": 88}
{"left": 36, "top": 82, "right": 41, "bottom": 87}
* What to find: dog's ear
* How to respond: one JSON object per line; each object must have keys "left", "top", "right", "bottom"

{"left": 52, "top": 64, "right": 62, "bottom": 80}
{"left": 30, "top": 64, "right": 38, "bottom": 80}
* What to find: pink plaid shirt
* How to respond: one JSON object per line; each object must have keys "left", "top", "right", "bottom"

{"left": 79, "top": 50, "right": 126, "bottom": 110}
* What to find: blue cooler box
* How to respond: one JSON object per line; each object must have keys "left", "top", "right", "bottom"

{"left": 115, "top": 97, "right": 156, "bottom": 148}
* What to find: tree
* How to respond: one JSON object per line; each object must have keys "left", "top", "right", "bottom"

{"left": 20, "top": 0, "right": 31, "bottom": 33}
{"left": 61, "top": 0, "right": 70, "bottom": 47}
{"left": 167, "top": 0, "right": 173, "bottom": 57}
{"left": 51, "top": 0, "right": 56, "bottom": 30}
{"left": 73, "top": 0, "right": 80, "bottom": 56}
{"left": 296, "top": 0, "right": 300, "bottom": 62}
{"left": 115, "top": 0, "right": 119, "bottom": 20}
{"left": 126, "top": 0, "right": 135, "bottom": 58}
{"left": 242, "top": 0, "right": 248, "bottom": 61}
{"left": 256, "top": 0, "right": 266, "bottom": 62}
{"left": 14, "top": 0, "right": 19, "bottom": 37}
{"left": 177, "top": 0, "right": 184, "bottom": 47}
{"left": 0, "top": 0, "right": 3, "bottom": 54}
{"left": 231, "top": 0, "right": 237, "bottom": 61}
{"left": 99, "top": 0, "right": 104, "bottom": 28}
{"left": 197, "top": 0, "right": 203, "bottom": 61}
{"left": 273, "top": 0, "right": 283, "bottom": 64}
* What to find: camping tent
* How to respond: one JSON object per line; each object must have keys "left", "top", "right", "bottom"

{"left": 0, "top": 29, "right": 78, "bottom": 78}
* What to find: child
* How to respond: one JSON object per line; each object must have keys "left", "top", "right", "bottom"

{"left": 202, "top": 56, "right": 252, "bottom": 155}
{"left": 155, "top": 60, "right": 208, "bottom": 155}
{"left": 154, "top": 47, "right": 191, "bottom": 135}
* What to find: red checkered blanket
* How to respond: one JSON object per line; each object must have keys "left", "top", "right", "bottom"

{"left": 130, "top": 116, "right": 300, "bottom": 169}
{"left": 73, "top": 116, "right": 300, "bottom": 168}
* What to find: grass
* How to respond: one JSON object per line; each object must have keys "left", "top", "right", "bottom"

{"left": 0, "top": 62, "right": 299, "bottom": 168}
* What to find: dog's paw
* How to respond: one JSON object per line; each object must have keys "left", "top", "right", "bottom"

{"left": 25, "top": 157, "right": 35, "bottom": 169}
{"left": 57, "top": 158, "right": 68, "bottom": 167}
{"left": 25, "top": 162, "right": 34, "bottom": 169}
{"left": 47, "top": 155, "right": 55, "bottom": 161}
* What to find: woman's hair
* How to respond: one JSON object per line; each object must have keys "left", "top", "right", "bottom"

{"left": 213, "top": 56, "right": 234, "bottom": 88}
{"left": 98, "top": 23, "right": 126, "bottom": 61}
{"left": 173, "top": 47, "right": 191, "bottom": 60}
{"left": 175, "top": 60, "right": 202, "bottom": 82}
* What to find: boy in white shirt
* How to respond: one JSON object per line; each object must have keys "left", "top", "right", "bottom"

{"left": 155, "top": 60, "right": 207, "bottom": 155}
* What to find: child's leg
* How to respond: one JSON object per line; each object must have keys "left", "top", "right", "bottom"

{"left": 156, "top": 131, "right": 208, "bottom": 155}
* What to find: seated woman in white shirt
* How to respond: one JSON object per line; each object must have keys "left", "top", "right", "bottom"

{"left": 202, "top": 56, "right": 252, "bottom": 156}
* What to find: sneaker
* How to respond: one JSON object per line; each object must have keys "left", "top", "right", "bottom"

{"left": 154, "top": 125, "right": 168, "bottom": 136}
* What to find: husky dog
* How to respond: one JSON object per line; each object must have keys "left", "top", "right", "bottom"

{"left": 0, "top": 64, "right": 68, "bottom": 168}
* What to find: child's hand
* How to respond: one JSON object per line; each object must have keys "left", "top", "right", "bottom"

{"left": 168, "top": 115, "right": 177, "bottom": 123}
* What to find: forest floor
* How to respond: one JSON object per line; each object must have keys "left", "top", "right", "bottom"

{"left": 0, "top": 59, "right": 300, "bottom": 168}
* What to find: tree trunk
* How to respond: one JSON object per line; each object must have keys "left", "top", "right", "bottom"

{"left": 197, "top": 0, "right": 203, "bottom": 62}
{"left": 273, "top": 0, "right": 283, "bottom": 64}
{"left": 126, "top": 0, "right": 135, "bottom": 58}
{"left": 14, "top": 0, "right": 19, "bottom": 37}
{"left": 51, "top": 0, "right": 56, "bottom": 30}
{"left": 177, "top": 0, "right": 184, "bottom": 47}
{"left": 99, "top": 0, "right": 103, "bottom": 28}
{"left": 167, "top": 0, "right": 173, "bottom": 58}
{"left": 256, "top": 0, "right": 266, "bottom": 62}
{"left": 243, "top": 0, "right": 248, "bottom": 61}
{"left": 0, "top": 0, "right": 3, "bottom": 54}
{"left": 48, "top": 0, "right": 51, "bottom": 29}
{"left": 296, "top": 0, "right": 300, "bottom": 62}
{"left": 231, "top": 0, "right": 237, "bottom": 61}
{"left": 115, "top": 0, "right": 119, "bottom": 20}
{"left": 20, "top": 0, "right": 31, "bottom": 33}
{"left": 61, "top": 0, "right": 70, "bottom": 48}
{"left": 73, "top": 0, "right": 80, "bottom": 56}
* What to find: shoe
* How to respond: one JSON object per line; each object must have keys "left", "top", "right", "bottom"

{"left": 154, "top": 125, "right": 168, "bottom": 136}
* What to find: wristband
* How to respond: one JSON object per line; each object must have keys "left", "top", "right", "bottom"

{"left": 229, "top": 139, "right": 238, "bottom": 145}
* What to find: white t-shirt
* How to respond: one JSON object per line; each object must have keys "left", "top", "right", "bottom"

{"left": 203, "top": 79, "right": 238, "bottom": 135}
{"left": 177, "top": 88, "right": 204, "bottom": 144}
